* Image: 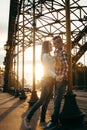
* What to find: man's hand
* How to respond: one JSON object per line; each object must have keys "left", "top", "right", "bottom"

{"left": 56, "top": 75, "right": 63, "bottom": 82}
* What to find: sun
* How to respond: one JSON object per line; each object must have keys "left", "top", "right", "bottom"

{"left": 17, "top": 45, "right": 44, "bottom": 87}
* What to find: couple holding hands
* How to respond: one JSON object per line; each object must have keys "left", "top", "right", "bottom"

{"left": 24, "top": 35, "right": 68, "bottom": 130}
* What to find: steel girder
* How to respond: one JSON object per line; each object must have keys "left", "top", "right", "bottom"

{"left": 7, "top": 0, "right": 87, "bottom": 64}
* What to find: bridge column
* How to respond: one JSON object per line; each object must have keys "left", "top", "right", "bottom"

{"left": 59, "top": 0, "right": 85, "bottom": 128}
{"left": 3, "top": 46, "right": 13, "bottom": 92}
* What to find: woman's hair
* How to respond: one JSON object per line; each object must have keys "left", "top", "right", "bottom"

{"left": 41, "top": 40, "right": 51, "bottom": 62}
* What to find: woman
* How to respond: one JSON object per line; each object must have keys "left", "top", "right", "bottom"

{"left": 24, "top": 40, "right": 56, "bottom": 129}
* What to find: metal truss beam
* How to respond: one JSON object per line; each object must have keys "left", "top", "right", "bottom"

{"left": 6, "top": 0, "right": 87, "bottom": 67}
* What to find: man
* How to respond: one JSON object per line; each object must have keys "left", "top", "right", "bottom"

{"left": 44, "top": 36, "right": 68, "bottom": 130}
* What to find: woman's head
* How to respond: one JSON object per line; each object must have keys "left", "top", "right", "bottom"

{"left": 41, "top": 40, "right": 52, "bottom": 61}
{"left": 42, "top": 40, "right": 52, "bottom": 54}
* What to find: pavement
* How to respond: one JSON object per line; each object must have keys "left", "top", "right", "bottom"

{"left": 0, "top": 90, "right": 87, "bottom": 130}
{"left": 73, "top": 90, "right": 87, "bottom": 98}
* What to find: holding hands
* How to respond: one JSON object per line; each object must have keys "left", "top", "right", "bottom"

{"left": 56, "top": 75, "right": 63, "bottom": 82}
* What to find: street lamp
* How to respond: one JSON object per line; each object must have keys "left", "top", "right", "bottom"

{"left": 4, "top": 43, "right": 10, "bottom": 51}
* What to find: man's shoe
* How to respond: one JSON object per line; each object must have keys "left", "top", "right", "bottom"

{"left": 44, "top": 121, "right": 57, "bottom": 130}
{"left": 24, "top": 116, "right": 31, "bottom": 129}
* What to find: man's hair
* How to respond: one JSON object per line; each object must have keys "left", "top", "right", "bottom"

{"left": 53, "top": 36, "right": 61, "bottom": 41}
{"left": 53, "top": 35, "right": 63, "bottom": 44}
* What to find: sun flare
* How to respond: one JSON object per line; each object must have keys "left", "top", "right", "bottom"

{"left": 17, "top": 45, "right": 44, "bottom": 86}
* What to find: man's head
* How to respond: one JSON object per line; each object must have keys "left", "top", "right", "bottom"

{"left": 52, "top": 36, "right": 63, "bottom": 49}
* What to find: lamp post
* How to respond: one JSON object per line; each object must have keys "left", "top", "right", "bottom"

{"left": 4, "top": 43, "right": 10, "bottom": 50}
{"left": 28, "top": 0, "right": 38, "bottom": 107}
{"left": 59, "top": 0, "right": 85, "bottom": 128}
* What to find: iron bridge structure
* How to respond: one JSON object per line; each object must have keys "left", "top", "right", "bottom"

{"left": 3, "top": 0, "right": 87, "bottom": 93}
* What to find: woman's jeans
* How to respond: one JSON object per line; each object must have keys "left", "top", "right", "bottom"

{"left": 27, "top": 77, "right": 55, "bottom": 122}
{"left": 51, "top": 80, "right": 68, "bottom": 122}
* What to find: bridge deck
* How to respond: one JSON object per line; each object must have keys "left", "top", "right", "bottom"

{"left": 0, "top": 91, "right": 87, "bottom": 130}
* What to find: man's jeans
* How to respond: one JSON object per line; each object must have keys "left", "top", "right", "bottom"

{"left": 51, "top": 80, "right": 67, "bottom": 122}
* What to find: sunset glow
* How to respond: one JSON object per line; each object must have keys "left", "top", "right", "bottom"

{"left": 17, "top": 45, "right": 44, "bottom": 86}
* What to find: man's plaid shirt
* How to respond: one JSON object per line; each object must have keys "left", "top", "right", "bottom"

{"left": 54, "top": 48, "right": 68, "bottom": 81}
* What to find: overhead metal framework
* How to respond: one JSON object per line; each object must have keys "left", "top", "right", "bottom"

{"left": 3, "top": 0, "right": 87, "bottom": 92}
{"left": 6, "top": 0, "right": 87, "bottom": 63}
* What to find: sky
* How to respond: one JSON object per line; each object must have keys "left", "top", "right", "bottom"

{"left": 0, "top": 0, "right": 87, "bottom": 68}
{"left": 0, "top": 0, "right": 10, "bottom": 66}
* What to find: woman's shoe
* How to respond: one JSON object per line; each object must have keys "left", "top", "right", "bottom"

{"left": 24, "top": 116, "right": 31, "bottom": 129}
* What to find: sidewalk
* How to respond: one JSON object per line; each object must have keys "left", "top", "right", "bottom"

{"left": 0, "top": 92, "right": 52, "bottom": 130}
{"left": 0, "top": 91, "right": 87, "bottom": 130}
{"left": 73, "top": 90, "right": 87, "bottom": 98}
